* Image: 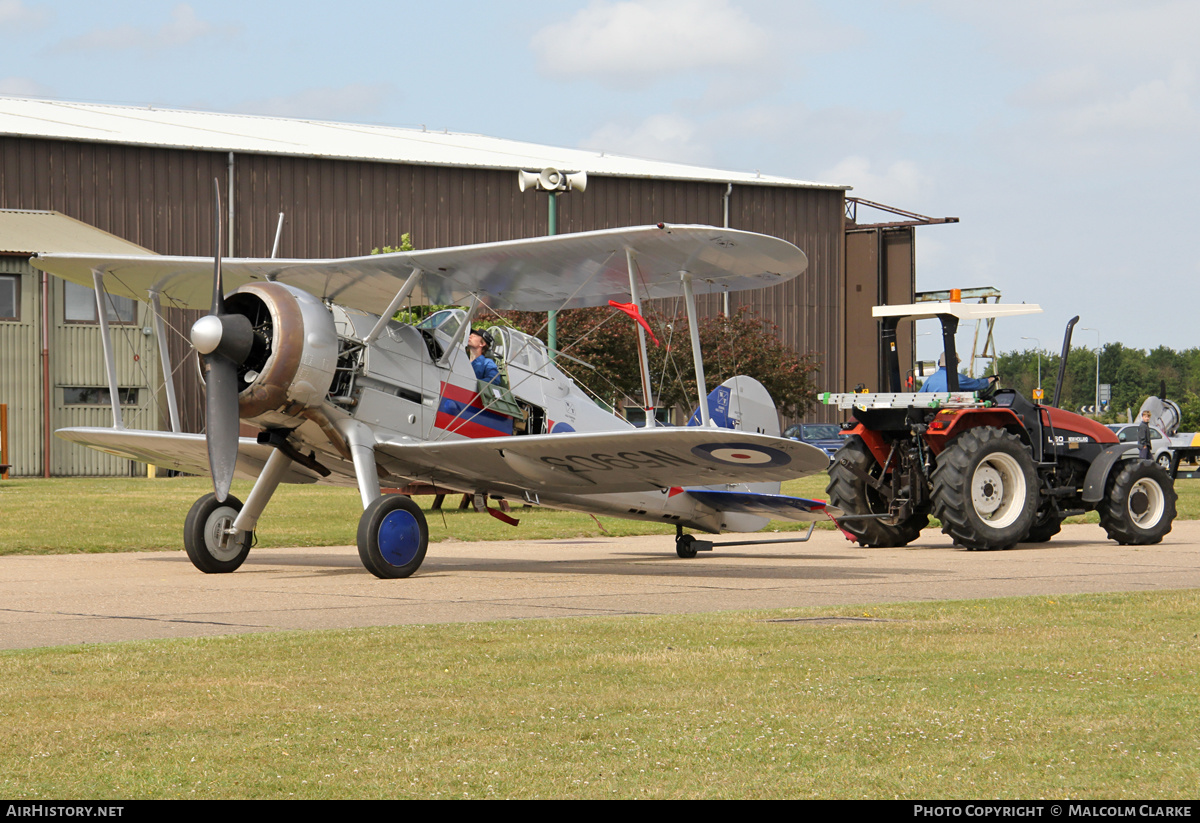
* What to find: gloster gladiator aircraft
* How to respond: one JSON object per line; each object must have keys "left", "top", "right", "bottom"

{"left": 32, "top": 215, "right": 837, "bottom": 578}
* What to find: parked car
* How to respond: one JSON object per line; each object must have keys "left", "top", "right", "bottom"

{"left": 783, "top": 423, "right": 849, "bottom": 463}
{"left": 1105, "top": 423, "right": 1174, "bottom": 471}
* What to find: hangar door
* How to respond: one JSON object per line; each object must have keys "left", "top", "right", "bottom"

{"left": 844, "top": 227, "right": 914, "bottom": 393}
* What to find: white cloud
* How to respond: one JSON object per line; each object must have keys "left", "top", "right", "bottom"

{"left": 0, "top": 0, "right": 50, "bottom": 31}
{"left": 581, "top": 113, "right": 714, "bottom": 165}
{"left": 0, "top": 76, "right": 54, "bottom": 97}
{"left": 821, "top": 156, "right": 931, "bottom": 208}
{"left": 533, "top": 0, "right": 767, "bottom": 86}
{"left": 234, "top": 84, "right": 397, "bottom": 121}
{"left": 54, "top": 4, "right": 236, "bottom": 53}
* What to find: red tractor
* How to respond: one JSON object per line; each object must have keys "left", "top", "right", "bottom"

{"left": 825, "top": 302, "right": 1176, "bottom": 550}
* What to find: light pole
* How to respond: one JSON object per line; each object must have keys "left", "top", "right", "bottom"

{"left": 1021, "top": 336, "right": 1041, "bottom": 400}
{"left": 1081, "top": 327, "right": 1100, "bottom": 415}
{"left": 518, "top": 168, "right": 587, "bottom": 359}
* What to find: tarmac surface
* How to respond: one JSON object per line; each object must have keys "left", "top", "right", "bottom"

{"left": 3, "top": 520, "right": 1200, "bottom": 651}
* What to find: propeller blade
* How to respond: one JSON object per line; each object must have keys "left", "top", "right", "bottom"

{"left": 204, "top": 353, "right": 241, "bottom": 502}
{"left": 212, "top": 178, "right": 224, "bottom": 315}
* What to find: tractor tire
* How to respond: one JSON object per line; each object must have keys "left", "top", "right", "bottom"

{"left": 931, "top": 427, "right": 1038, "bottom": 551}
{"left": 1024, "top": 507, "right": 1064, "bottom": 543}
{"left": 827, "top": 437, "right": 928, "bottom": 548}
{"left": 1098, "top": 460, "right": 1176, "bottom": 545}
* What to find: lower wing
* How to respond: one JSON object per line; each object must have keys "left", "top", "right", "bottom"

{"left": 377, "top": 427, "right": 830, "bottom": 495}
{"left": 54, "top": 428, "right": 323, "bottom": 484}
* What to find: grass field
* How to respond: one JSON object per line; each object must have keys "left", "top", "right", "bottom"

{"left": 2, "top": 475, "right": 1198, "bottom": 798}
{"left": 1, "top": 473, "right": 1197, "bottom": 555}
{"left": 2, "top": 590, "right": 1197, "bottom": 799}
{"left": 0, "top": 474, "right": 833, "bottom": 555}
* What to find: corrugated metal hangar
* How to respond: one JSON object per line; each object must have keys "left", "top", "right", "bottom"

{"left": 0, "top": 96, "right": 939, "bottom": 476}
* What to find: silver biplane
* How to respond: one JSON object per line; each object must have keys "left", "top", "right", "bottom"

{"left": 32, "top": 219, "right": 837, "bottom": 578}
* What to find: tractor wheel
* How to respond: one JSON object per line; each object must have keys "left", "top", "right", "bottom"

{"left": 931, "top": 427, "right": 1038, "bottom": 551}
{"left": 827, "top": 437, "right": 928, "bottom": 548}
{"left": 1024, "top": 506, "right": 1064, "bottom": 543}
{"left": 1098, "top": 461, "right": 1176, "bottom": 545}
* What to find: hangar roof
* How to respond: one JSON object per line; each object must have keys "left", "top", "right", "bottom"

{"left": 0, "top": 96, "right": 846, "bottom": 191}
{"left": 0, "top": 209, "right": 153, "bottom": 256}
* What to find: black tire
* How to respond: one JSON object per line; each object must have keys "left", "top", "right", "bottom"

{"left": 1099, "top": 461, "right": 1176, "bottom": 545}
{"left": 931, "top": 427, "right": 1038, "bottom": 551}
{"left": 1156, "top": 452, "right": 1173, "bottom": 473}
{"left": 676, "top": 534, "right": 698, "bottom": 559}
{"left": 826, "top": 437, "right": 928, "bottom": 548}
{"left": 357, "top": 494, "right": 429, "bottom": 579}
{"left": 1025, "top": 506, "right": 1064, "bottom": 543}
{"left": 183, "top": 493, "right": 252, "bottom": 574}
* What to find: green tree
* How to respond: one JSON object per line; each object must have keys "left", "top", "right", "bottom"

{"left": 498, "top": 306, "right": 822, "bottom": 420}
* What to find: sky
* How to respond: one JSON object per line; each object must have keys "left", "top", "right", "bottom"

{"left": 2, "top": 0, "right": 1198, "bottom": 363}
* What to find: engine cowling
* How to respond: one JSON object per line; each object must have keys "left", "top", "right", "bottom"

{"left": 219, "top": 281, "right": 338, "bottom": 428}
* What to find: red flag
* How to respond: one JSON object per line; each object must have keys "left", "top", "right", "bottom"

{"left": 608, "top": 300, "right": 660, "bottom": 346}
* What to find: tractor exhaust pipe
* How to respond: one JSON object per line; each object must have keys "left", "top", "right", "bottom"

{"left": 1052, "top": 315, "right": 1079, "bottom": 408}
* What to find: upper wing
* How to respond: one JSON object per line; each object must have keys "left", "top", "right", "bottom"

{"left": 55, "top": 428, "right": 326, "bottom": 485}
{"left": 31, "top": 224, "right": 807, "bottom": 313}
{"left": 375, "top": 427, "right": 829, "bottom": 495}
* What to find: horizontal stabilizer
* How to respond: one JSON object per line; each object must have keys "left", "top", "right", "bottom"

{"left": 685, "top": 488, "right": 843, "bottom": 521}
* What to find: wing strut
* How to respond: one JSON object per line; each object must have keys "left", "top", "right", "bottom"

{"left": 626, "top": 249, "right": 655, "bottom": 426}
{"left": 437, "top": 295, "right": 482, "bottom": 369}
{"left": 362, "top": 268, "right": 424, "bottom": 347}
{"left": 148, "top": 290, "right": 181, "bottom": 432}
{"left": 680, "top": 272, "right": 710, "bottom": 427}
{"left": 90, "top": 270, "right": 124, "bottom": 429}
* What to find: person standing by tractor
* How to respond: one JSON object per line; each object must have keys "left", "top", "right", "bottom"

{"left": 918, "top": 353, "right": 999, "bottom": 393}
{"left": 1138, "top": 409, "right": 1154, "bottom": 460}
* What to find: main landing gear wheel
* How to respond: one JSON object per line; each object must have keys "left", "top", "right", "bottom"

{"left": 931, "top": 427, "right": 1037, "bottom": 551}
{"left": 826, "top": 437, "right": 928, "bottom": 548}
{"left": 184, "top": 493, "right": 252, "bottom": 574}
{"left": 1099, "top": 461, "right": 1177, "bottom": 545}
{"left": 357, "top": 494, "right": 429, "bottom": 579}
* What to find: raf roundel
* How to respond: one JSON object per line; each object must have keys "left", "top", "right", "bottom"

{"left": 690, "top": 442, "right": 792, "bottom": 468}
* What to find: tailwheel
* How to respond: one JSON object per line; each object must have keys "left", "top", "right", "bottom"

{"left": 676, "top": 533, "right": 698, "bottom": 559}
{"left": 357, "top": 494, "right": 429, "bottom": 579}
{"left": 183, "top": 493, "right": 252, "bottom": 574}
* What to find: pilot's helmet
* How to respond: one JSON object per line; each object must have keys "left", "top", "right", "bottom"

{"left": 471, "top": 328, "right": 494, "bottom": 348}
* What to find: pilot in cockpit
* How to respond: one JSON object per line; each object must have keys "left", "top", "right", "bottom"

{"left": 467, "top": 328, "right": 501, "bottom": 384}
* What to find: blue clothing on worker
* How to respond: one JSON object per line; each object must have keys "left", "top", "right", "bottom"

{"left": 918, "top": 368, "right": 991, "bottom": 393}
{"left": 472, "top": 355, "right": 500, "bottom": 384}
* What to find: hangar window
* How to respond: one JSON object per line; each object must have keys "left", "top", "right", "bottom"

{"left": 63, "top": 387, "right": 140, "bottom": 406}
{"left": 64, "top": 281, "right": 136, "bottom": 324}
{"left": 0, "top": 275, "right": 17, "bottom": 320}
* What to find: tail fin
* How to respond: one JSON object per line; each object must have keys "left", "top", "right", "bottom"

{"left": 686, "top": 376, "right": 783, "bottom": 496}
{"left": 687, "top": 375, "right": 781, "bottom": 435}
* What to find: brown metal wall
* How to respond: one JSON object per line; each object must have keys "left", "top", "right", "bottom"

{"left": 2, "top": 135, "right": 846, "bottom": 432}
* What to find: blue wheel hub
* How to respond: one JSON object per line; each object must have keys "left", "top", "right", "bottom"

{"left": 378, "top": 509, "right": 421, "bottom": 566}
